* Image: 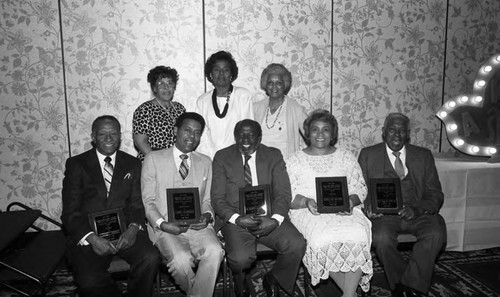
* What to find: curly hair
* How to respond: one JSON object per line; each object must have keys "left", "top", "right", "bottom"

{"left": 303, "top": 109, "right": 338, "bottom": 147}
{"left": 204, "top": 51, "right": 238, "bottom": 83}
{"left": 260, "top": 63, "right": 292, "bottom": 95}
{"left": 147, "top": 66, "right": 179, "bottom": 92}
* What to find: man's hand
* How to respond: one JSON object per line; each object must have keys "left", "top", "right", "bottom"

{"left": 363, "top": 208, "right": 383, "bottom": 219}
{"left": 305, "top": 198, "right": 320, "bottom": 215}
{"left": 189, "top": 213, "right": 212, "bottom": 231}
{"left": 399, "top": 206, "right": 422, "bottom": 221}
{"left": 251, "top": 216, "right": 279, "bottom": 238}
{"left": 236, "top": 214, "right": 260, "bottom": 230}
{"left": 115, "top": 224, "right": 139, "bottom": 251}
{"left": 160, "top": 221, "right": 189, "bottom": 235}
{"left": 87, "top": 233, "right": 117, "bottom": 256}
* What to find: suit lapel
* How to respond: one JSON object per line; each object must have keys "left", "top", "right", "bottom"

{"left": 87, "top": 149, "right": 108, "bottom": 199}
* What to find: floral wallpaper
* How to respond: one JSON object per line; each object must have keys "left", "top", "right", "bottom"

{"left": 0, "top": 0, "right": 66, "bottom": 228}
{"left": 1, "top": 0, "right": 499, "bottom": 225}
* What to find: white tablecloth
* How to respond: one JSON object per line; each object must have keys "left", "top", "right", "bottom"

{"left": 436, "top": 155, "right": 500, "bottom": 251}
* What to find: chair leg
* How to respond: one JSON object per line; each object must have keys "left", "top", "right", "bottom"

{"left": 156, "top": 269, "right": 161, "bottom": 297}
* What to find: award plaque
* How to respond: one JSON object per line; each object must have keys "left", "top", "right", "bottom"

{"left": 369, "top": 178, "right": 403, "bottom": 214}
{"left": 315, "top": 177, "right": 349, "bottom": 213}
{"left": 239, "top": 184, "right": 271, "bottom": 217}
{"left": 88, "top": 208, "right": 126, "bottom": 244}
{"left": 167, "top": 187, "right": 201, "bottom": 225}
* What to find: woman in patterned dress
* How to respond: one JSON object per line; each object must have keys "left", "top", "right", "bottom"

{"left": 286, "top": 109, "right": 373, "bottom": 296}
{"left": 133, "top": 66, "right": 186, "bottom": 160}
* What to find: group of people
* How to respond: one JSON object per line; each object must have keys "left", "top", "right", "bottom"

{"left": 61, "top": 51, "right": 447, "bottom": 297}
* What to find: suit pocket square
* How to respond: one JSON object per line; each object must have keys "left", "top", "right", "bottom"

{"left": 123, "top": 173, "right": 133, "bottom": 180}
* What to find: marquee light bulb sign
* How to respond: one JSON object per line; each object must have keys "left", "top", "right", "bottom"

{"left": 436, "top": 54, "right": 500, "bottom": 159}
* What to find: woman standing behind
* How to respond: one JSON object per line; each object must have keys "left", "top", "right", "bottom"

{"left": 195, "top": 51, "right": 253, "bottom": 159}
{"left": 133, "top": 66, "right": 185, "bottom": 160}
{"left": 286, "top": 109, "right": 373, "bottom": 297}
{"left": 253, "top": 63, "right": 307, "bottom": 159}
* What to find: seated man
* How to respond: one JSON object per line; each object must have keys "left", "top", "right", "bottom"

{"left": 211, "top": 119, "right": 306, "bottom": 297}
{"left": 61, "top": 115, "right": 160, "bottom": 297}
{"left": 141, "top": 112, "right": 224, "bottom": 297}
{"left": 358, "top": 113, "right": 447, "bottom": 297}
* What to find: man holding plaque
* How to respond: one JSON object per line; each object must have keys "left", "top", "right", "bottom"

{"left": 358, "top": 113, "right": 446, "bottom": 297}
{"left": 141, "top": 112, "right": 224, "bottom": 297}
{"left": 211, "top": 119, "right": 306, "bottom": 297}
{"left": 61, "top": 115, "right": 160, "bottom": 297}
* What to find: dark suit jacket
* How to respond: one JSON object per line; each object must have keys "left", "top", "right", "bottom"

{"left": 211, "top": 143, "right": 291, "bottom": 225}
{"left": 358, "top": 143, "right": 443, "bottom": 214}
{"left": 61, "top": 148, "right": 145, "bottom": 246}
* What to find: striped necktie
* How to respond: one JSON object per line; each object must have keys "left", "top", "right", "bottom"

{"left": 392, "top": 151, "right": 405, "bottom": 180}
{"left": 104, "top": 156, "right": 113, "bottom": 196}
{"left": 179, "top": 154, "right": 189, "bottom": 180}
{"left": 244, "top": 155, "right": 252, "bottom": 186}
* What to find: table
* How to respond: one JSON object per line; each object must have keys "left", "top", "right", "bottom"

{"left": 436, "top": 155, "right": 500, "bottom": 251}
{"left": 0, "top": 209, "right": 41, "bottom": 252}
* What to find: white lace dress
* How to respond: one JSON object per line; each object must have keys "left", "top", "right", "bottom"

{"left": 287, "top": 149, "right": 373, "bottom": 291}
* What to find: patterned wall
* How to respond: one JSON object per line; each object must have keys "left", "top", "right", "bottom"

{"left": 1, "top": 0, "right": 499, "bottom": 225}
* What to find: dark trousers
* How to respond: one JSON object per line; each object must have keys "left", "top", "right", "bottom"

{"left": 221, "top": 220, "right": 306, "bottom": 295}
{"left": 371, "top": 214, "right": 446, "bottom": 293}
{"left": 67, "top": 232, "right": 161, "bottom": 297}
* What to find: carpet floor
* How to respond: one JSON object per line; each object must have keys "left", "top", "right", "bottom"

{"left": 1, "top": 247, "right": 499, "bottom": 296}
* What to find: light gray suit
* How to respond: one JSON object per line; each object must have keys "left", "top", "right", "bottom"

{"left": 141, "top": 147, "right": 224, "bottom": 297}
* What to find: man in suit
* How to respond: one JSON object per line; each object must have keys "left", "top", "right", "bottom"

{"left": 211, "top": 119, "right": 306, "bottom": 297}
{"left": 358, "top": 113, "right": 446, "bottom": 297}
{"left": 141, "top": 112, "right": 224, "bottom": 297}
{"left": 61, "top": 115, "right": 160, "bottom": 297}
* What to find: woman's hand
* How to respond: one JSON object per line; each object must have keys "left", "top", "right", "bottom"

{"left": 305, "top": 198, "right": 320, "bottom": 215}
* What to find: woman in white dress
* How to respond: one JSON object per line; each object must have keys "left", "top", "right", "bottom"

{"left": 195, "top": 51, "right": 254, "bottom": 159}
{"left": 286, "top": 109, "right": 372, "bottom": 296}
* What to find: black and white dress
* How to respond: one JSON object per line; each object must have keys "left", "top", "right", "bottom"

{"left": 132, "top": 100, "right": 185, "bottom": 160}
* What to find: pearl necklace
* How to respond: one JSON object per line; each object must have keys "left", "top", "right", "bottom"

{"left": 265, "top": 103, "right": 283, "bottom": 129}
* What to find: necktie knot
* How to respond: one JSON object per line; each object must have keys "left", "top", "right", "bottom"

{"left": 105, "top": 156, "right": 112, "bottom": 164}
{"left": 244, "top": 155, "right": 251, "bottom": 163}
{"left": 392, "top": 151, "right": 400, "bottom": 158}
{"left": 180, "top": 154, "right": 188, "bottom": 160}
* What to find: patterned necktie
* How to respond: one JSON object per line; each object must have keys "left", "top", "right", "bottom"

{"left": 392, "top": 151, "right": 405, "bottom": 180}
{"left": 244, "top": 155, "right": 252, "bottom": 186}
{"left": 104, "top": 156, "right": 113, "bottom": 196}
{"left": 179, "top": 154, "right": 189, "bottom": 180}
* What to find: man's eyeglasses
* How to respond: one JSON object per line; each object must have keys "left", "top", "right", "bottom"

{"left": 386, "top": 128, "right": 409, "bottom": 136}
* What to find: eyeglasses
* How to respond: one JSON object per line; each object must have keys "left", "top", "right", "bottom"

{"left": 386, "top": 128, "right": 409, "bottom": 136}
{"left": 156, "top": 81, "right": 176, "bottom": 89}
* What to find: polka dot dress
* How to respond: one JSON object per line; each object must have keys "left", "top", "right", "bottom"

{"left": 132, "top": 100, "right": 185, "bottom": 160}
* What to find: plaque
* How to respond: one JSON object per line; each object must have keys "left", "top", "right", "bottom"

{"left": 369, "top": 178, "right": 403, "bottom": 214}
{"left": 167, "top": 187, "right": 201, "bottom": 225}
{"left": 239, "top": 184, "right": 271, "bottom": 217}
{"left": 88, "top": 208, "right": 126, "bottom": 244}
{"left": 315, "top": 177, "right": 350, "bottom": 213}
